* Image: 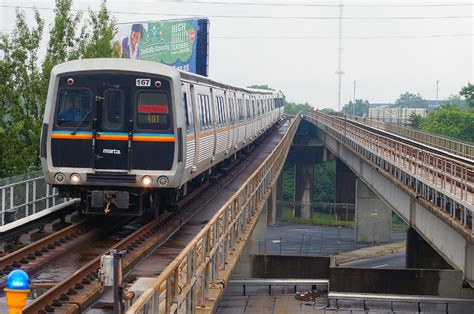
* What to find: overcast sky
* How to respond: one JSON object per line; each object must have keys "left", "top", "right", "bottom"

{"left": 1, "top": 0, "right": 473, "bottom": 110}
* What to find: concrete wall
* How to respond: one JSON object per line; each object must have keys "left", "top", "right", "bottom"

{"left": 233, "top": 254, "right": 331, "bottom": 279}
{"left": 330, "top": 268, "right": 464, "bottom": 297}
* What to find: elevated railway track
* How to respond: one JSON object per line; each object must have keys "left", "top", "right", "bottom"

{"left": 0, "top": 117, "right": 296, "bottom": 313}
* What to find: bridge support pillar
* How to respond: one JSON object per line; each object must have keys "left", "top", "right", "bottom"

{"left": 267, "top": 186, "right": 278, "bottom": 226}
{"left": 336, "top": 159, "right": 356, "bottom": 204}
{"left": 406, "top": 227, "right": 451, "bottom": 269}
{"left": 355, "top": 179, "right": 392, "bottom": 243}
{"left": 249, "top": 200, "right": 267, "bottom": 255}
{"left": 294, "top": 163, "right": 313, "bottom": 219}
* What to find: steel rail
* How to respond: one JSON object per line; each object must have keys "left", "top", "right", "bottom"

{"left": 0, "top": 221, "right": 90, "bottom": 279}
{"left": 23, "top": 211, "right": 176, "bottom": 313}
{"left": 127, "top": 115, "right": 300, "bottom": 313}
{"left": 23, "top": 122, "right": 282, "bottom": 313}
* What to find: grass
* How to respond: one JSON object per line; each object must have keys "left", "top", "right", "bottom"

{"left": 279, "top": 208, "right": 408, "bottom": 232}
{"left": 279, "top": 209, "right": 355, "bottom": 228}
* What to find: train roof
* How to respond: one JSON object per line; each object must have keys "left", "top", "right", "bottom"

{"left": 51, "top": 58, "right": 276, "bottom": 96}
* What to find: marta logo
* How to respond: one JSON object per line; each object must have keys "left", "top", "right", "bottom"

{"left": 103, "top": 149, "right": 121, "bottom": 155}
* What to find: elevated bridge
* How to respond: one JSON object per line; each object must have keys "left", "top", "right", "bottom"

{"left": 1, "top": 112, "right": 472, "bottom": 312}
{"left": 126, "top": 111, "right": 472, "bottom": 312}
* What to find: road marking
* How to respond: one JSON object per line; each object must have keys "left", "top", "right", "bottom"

{"left": 372, "top": 264, "right": 388, "bottom": 269}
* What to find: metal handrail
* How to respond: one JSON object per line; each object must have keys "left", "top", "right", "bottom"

{"left": 305, "top": 110, "right": 473, "bottom": 232}
{"left": 329, "top": 112, "right": 473, "bottom": 159}
{"left": 329, "top": 292, "right": 474, "bottom": 304}
{"left": 127, "top": 115, "right": 301, "bottom": 313}
{"left": 0, "top": 173, "right": 69, "bottom": 226}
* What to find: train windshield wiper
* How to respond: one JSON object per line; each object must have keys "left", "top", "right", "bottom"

{"left": 70, "top": 112, "right": 91, "bottom": 135}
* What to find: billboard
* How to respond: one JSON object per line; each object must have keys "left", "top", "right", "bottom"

{"left": 112, "top": 18, "right": 209, "bottom": 76}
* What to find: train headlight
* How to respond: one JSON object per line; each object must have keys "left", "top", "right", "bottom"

{"left": 55, "top": 173, "right": 65, "bottom": 183}
{"left": 157, "top": 176, "right": 168, "bottom": 186}
{"left": 141, "top": 176, "right": 153, "bottom": 187}
{"left": 70, "top": 173, "right": 81, "bottom": 184}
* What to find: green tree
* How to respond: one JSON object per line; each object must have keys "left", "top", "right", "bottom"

{"left": 42, "top": 0, "right": 84, "bottom": 84}
{"left": 80, "top": 1, "right": 116, "bottom": 59}
{"left": 442, "top": 94, "right": 468, "bottom": 110}
{"left": 460, "top": 83, "right": 474, "bottom": 109}
{"left": 341, "top": 99, "right": 370, "bottom": 117}
{"left": 408, "top": 112, "right": 425, "bottom": 128}
{"left": 320, "top": 108, "right": 335, "bottom": 114}
{"left": 313, "top": 160, "right": 335, "bottom": 203}
{"left": 419, "top": 105, "right": 474, "bottom": 142}
{"left": 284, "top": 102, "right": 313, "bottom": 115}
{"left": 0, "top": 9, "right": 44, "bottom": 177}
{"left": 394, "top": 92, "right": 427, "bottom": 108}
{"left": 0, "top": 0, "right": 115, "bottom": 178}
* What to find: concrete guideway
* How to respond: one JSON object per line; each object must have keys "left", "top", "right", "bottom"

{"left": 126, "top": 115, "right": 301, "bottom": 313}
{"left": 303, "top": 110, "right": 474, "bottom": 283}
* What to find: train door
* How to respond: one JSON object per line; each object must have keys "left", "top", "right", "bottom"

{"left": 94, "top": 87, "right": 130, "bottom": 171}
{"left": 226, "top": 91, "right": 233, "bottom": 153}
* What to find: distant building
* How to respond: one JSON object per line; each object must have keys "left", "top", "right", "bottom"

{"left": 368, "top": 107, "right": 427, "bottom": 125}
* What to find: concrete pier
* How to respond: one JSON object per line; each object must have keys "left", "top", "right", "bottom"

{"left": 355, "top": 179, "right": 392, "bottom": 243}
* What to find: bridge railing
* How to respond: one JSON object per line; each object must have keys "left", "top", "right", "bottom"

{"left": 330, "top": 112, "right": 473, "bottom": 160}
{"left": 305, "top": 110, "right": 473, "bottom": 232}
{"left": 127, "top": 115, "right": 301, "bottom": 313}
{"left": 0, "top": 171, "right": 71, "bottom": 227}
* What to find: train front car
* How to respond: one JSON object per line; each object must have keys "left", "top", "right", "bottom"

{"left": 40, "top": 59, "right": 185, "bottom": 216}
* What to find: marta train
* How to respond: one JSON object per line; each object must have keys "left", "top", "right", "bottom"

{"left": 40, "top": 58, "right": 284, "bottom": 217}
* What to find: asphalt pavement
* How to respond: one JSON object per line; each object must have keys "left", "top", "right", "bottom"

{"left": 340, "top": 251, "right": 406, "bottom": 269}
{"left": 251, "top": 221, "right": 406, "bottom": 257}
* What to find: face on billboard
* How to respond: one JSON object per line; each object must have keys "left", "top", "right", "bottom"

{"left": 131, "top": 31, "right": 141, "bottom": 48}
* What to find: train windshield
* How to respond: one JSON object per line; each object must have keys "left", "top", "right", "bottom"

{"left": 56, "top": 89, "right": 91, "bottom": 127}
{"left": 136, "top": 91, "right": 171, "bottom": 130}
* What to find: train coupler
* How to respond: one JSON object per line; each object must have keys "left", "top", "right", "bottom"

{"left": 91, "top": 191, "right": 130, "bottom": 210}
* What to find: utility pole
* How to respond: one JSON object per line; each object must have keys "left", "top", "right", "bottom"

{"left": 352, "top": 80, "right": 356, "bottom": 116}
{"left": 353, "top": 80, "right": 356, "bottom": 101}
{"left": 336, "top": 0, "right": 344, "bottom": 112}
{"left": 436, "top": 80, "right": 440, "bottom": 107}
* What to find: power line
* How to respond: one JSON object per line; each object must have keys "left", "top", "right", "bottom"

{"left": 211, "top": 34, "right": 474, "bottom": 40}
{"left": 0, "top": 4, "right": 472, "bottom": 20}
{"left": 152, "top": 0, "right": 474, "bottom": 8}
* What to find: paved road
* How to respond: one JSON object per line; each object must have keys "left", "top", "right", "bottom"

{"left": 340, "top": 252, "right": 406, "bottom": 269}
{"left": 253, "top": 221, "right": 406, "bottom": 256}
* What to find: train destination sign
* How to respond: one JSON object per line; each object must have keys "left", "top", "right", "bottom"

{"left": 112, "top": 18, "right": 209, "bottom": 76}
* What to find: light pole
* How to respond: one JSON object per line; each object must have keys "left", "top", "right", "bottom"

{"left": 353, "top": 80, "right": 356, "bottom": 116}
{"left": 436, "top": 80, "right": 440, "bottom": 107}
{"left": 336, "top": 0, "right": 344, "bottom": 112}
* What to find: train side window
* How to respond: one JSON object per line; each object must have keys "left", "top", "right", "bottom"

{"left": 56, "top": 89, "right": 91, "bottom": 128}
{"left": 183, "top": 91, "right": 194, "bottom": 133}
{"left": 237, "top": 98, "right": 243, "bottom": 122}
{"left": 198, "top": 94, "right": 207, "bottom": 130}
{"left": 245, "top": 99, "right": 252, "bottom": 119}
{"left": 216, "top": 96, "right": 222, "bottom": 127}
{"left": 228, "top": 97, "right": 235, "bottom": 124}
{"left": 204, "top": 95, "right": 211, "bottom": 129}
